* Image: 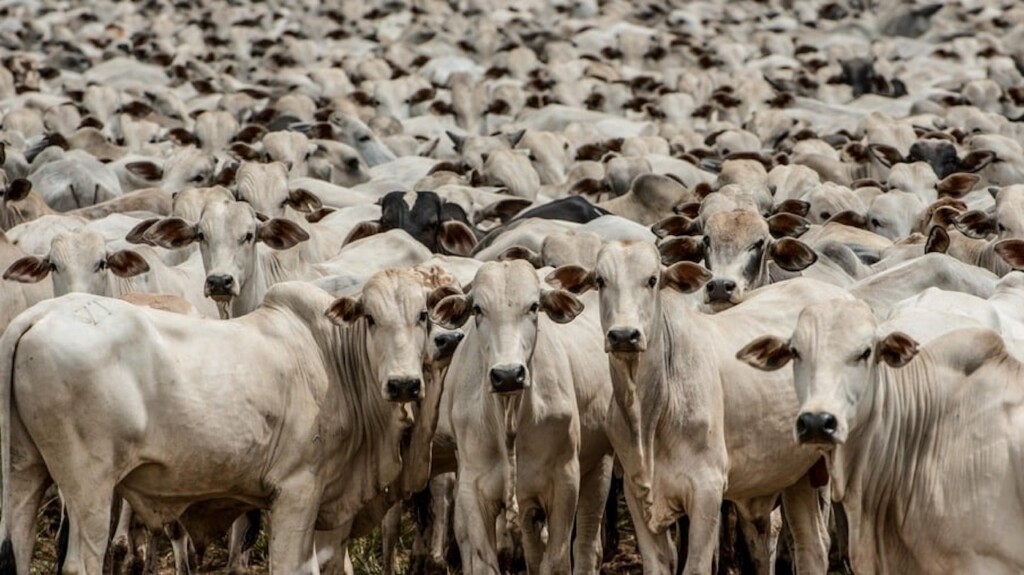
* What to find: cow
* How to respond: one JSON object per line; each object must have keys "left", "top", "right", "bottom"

{"left": 345, "top": 191, "right": 478, "bottom": 257}
{"left": 547, "top": 242, "right": 849, "bottom": 574}
{"left": 0, "top": 270, "right": 440, "bottom": 574}
{"left": 431, "top": 260, "right": 614, "bottom": 575}
{"left": 738, "top": 300, "right": 1024, "bottom": 574}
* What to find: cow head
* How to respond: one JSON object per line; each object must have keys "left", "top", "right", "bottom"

{"left": 432, "top": 260, "right": 584, "bottom": 394}
{"left": 546, "top": 241, "right": 710, "bottom": 355}
{"left": 346, "top": 191, "right": 477, "bottom": 256}
{"left": 0, "top": 178, "right": 48, "bottom": 230}
{"left": 737, "top": 300, "right": 919, "bottom": 446}
{"left": 144, "top": 200, "right": 308, "bottom": 306}
{"left": 3, "top": 228, "right": 149, "bottom": 295}
{"left": 326, "top": 269, "right": 437, "bottom": 403}
{"left": 234, "top": 161, "right": 321, "bottom": 218}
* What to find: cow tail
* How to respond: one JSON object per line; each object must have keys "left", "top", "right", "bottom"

{"left": 0, "top": 315, "right": 40, "bottom": 575}
{"left": 55, "top": 502, "right": 69, "bottom": 573}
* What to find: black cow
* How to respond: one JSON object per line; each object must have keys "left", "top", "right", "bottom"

{"left": 345, "top": 191, "right": 479, "bottom": 255}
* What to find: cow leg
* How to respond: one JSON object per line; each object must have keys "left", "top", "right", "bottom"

{"left": 267, "top": 477, "right": 320, "bottom": 575}
{"left": 426, "top": 473, "right": 455, "bottom": 574}
{"left": 574, "top": 455, "right": 613, "bottom": 575}
{"left": 110, "top": 500, "right": 133, "bottom": 574}
{"left": 539, "top": 464, "right": 580, "bottom": 575}
{"left": 381, "top": 503, "right": 402, "bottom": 575}
{"left": 314, "top": 524, "right": 351, "bottom": 575}
{"left": 165, "top": 521, "right": 194, "bottom": 575}
{"left": 0, "top": 441, "right": 51, "bottom": 575}
{"left": 62, "top": 485, "right": 115, "bottom": 575}
{"left": 681, "top": 482, "right": 724, "bottom": 575}
{"left": 781, "top": 479, "right": 829, "bottom": 574}
{"left": 227, "top": 510, "right": 260, "bottom": 574}
{"left": 622, "top": 475, "right": 675, "bottom": 575}
{"left": 519, "top": 500, "right": 545, "bottom": 574}
{"left": 453, "top": 479, "right": 500, "bottom": 574}
{"left": 733, "top": 499, "right": 781, "bottom": 575}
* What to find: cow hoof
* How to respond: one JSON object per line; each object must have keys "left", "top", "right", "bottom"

{"left": 110, "top": 536, "right": 129, "bottom": 569}
{"left": 423, "top": 556, "right": 448, "bottom": 575}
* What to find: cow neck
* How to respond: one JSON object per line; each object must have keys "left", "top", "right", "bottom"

{"left": 832, "top": 356, "right": 941, "bottom": 574}
{"left": 396, "top": 362, "right": 448, "bottom": 496}
{"left": 990, "top": 272, "right": 1024, "bottom": 325}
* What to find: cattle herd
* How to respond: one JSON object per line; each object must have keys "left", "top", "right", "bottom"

{"left": 2, "top": 0, "right": 1024, "bottom": 573}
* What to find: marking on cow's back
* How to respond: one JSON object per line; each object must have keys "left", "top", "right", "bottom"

{"left": 72, "top": 300, "right": 113, "bottom": 325}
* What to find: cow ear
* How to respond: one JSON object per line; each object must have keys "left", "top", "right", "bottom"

{"left": 693, "top": 181, "right": 714, "bottom": 199}
{"left": 427, "top": 284, "right": 462, "bottom": 310}
{"left": 935, "top": 172, "right": 979, "bottom": 198}
{"left": 258, "top": 218, "right": 310, "bottom": 250}
{"left": 773, "top": 199, "right": 810, "bottom": 217}
{"left": 545, "top": 265, "right": 596, "bottom": 294}
{"left": 325, "top": 296, "right": 364, "bottom": 325}
{"left": 498, "top": 246, "right": 542, "bottom": 268}
{"left": 283, "top": 188, "right": 322, "bottom": 213}
{"left": 960, "top": 150, "right": 995, "bottom": 173}
{"left": 213, "top": 162, "right": 239, "bottom": 187}
{"left": 995, "top": 239, "right": 1024, "bottom": 270}
{"left": 770, "top": 238, "right": 817, "bottom": 272}
{"left": 652, "top": 215, "right": 701, "bottom": 238}
{"left": 125, "top": 218, "right": 159, "bottom": 245}
{"left": 475, "top": 197, "right": 533, "bottom": 224}
{"left": 144, "top": 218, "right": 198, "bottom": 249}
{"left": 673, "top": 201, "right": 701, "bottom": 219}
{"left": 867, "top": 143, "right": 904, "bottom": 167}
{"left": 658, "top": 236, "right": 705, "bottom": 265}
{"left": 925, "top": 225, "right": 950, "bottom": 254}
{"left": 929, "top": 206, "right": 962, "bottom": 229}
{"left": 439, "top": 221, "right": 477, "bottom": 256}
{"left": 445, "top": 130, "right": 466, "bottom": 152}
{"left": 660, "top": 262, "right": 712, "bottom": 293}
{"left": 431, "top": 294, "right": 473, "bottom": 329}
{"left": 3, "top": 256, "right": 51, "bottom": 283}
{"left": 875, "top": 332, "right": 919, "bottom": 368}
{"left": 344, "top": 220, "right": 382, "bottom": 245}
{"left": 505, "top": 129, "right": 526, "bottom": 147}
{"left": 228, "top": 142, "right": 262, "bottom": 162}
{"left": 4, "top": 178, "right": 32, "bottom": 201}
{"left": 826, "top": 210, "right": 867, "bottom": 229}
{"left": 736, "top": 336, "right": 793, "bottom": 371}
{"left": 954, "top": 210, "right": 995, "bottom": 239}
{"left": 767, "top": 213, "right": 811, "bottom": 238}
{"left": 305, "top": 207, "right": 336, "bottom": 223}
{"left": 539, "top": 289, "right": 584, "bottom": 324}
{"left": 106, "top": 250, "right": 150, "bottom": 278}
{"left": 125, "top": 161, "right": 163, "bottom": 181}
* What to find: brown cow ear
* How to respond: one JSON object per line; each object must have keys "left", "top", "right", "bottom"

{"left": 228, "top": 142, "right": 262, "bottom": 162}
{"left": 693, "top": 181, "right": 714, "bottom": 199}
{"left": 283, "top": 188, "right": 322, "bottom": 213}
{"left": 660, "top": 262, "right": 711, "bottom": 293}
{"left": 935, "top": 172, "right": 979, "bottom": 198}
{"left": 658, "top": 236, "right": 705, "bottom": 265}
{"left": 770, "top": 238, "right": 817, "bottom": 272}
{"left": 736, "top": 335, "right": 793, "bottom": 371}
{"left": 144, "top": 218, "right": 198, "bottom": 249}
{"left": 768, "top": 213, "right": 811, "bottom": 238}
{"left": 426, "top": 285, "right": 462, "bottom": 310}
{"left": 305, "top": 207, "right": 336, "bottom": 223}
{"left": 4, "top": 178, "right": 32, "bottom": 201}
{"left": 540, "top": 289, "right": 584, "bottom": 324}
{"left": 875, "top": 332, "right": 919, "bottom": 368}
{"left": 773, "top": 199, "right": 810, "bottom": 217}
{"left": 106, "top": 250, "right": 150, "bottom": 278}
{"left": 652, "top": 215, "right": 701, "bottom": 238}
{"left": 995, "top": 239, "right": 1024, "bottom": 270}
{"left": 430, "top": 294, "right": 473, "bottom": 329}
{"left": 475, "top": 197, "right": 533, "bottom": 224}
{"left": 498, "top": 246, "right": 542, "bottom": 268}
{"left": 125, "top": 218, "right": 159, "bottom": 245}
{"left": 325, "top": 296, "right": 364, "bottom": 325}
{"left": 545, "top": 265, "right": 596, "bottom": 294}
{"left": 439, "top": 221, "right": 477, "bottom": 256}
{"left": 125, "top": 161, "right": 163, "bottom": 181}
{"left": 672, "top": 201, "right": 701, "bottom": 219}
{"left": 3, "top": 256, "right": 51, "bottom": 283}
{"left": 343, "top": 220, "right": 382, "bottom": 245}
{"left": 826, "top": 210, "right": 867, "bottom": 229}
{"left": 960, "top": 150, "right": 996, "bottom": 173}
{"left": 954, "top": 210, "right": 995, "bottom": 239}
{"left": 925, "top": 225, "right": 950, "bottom": 254}
{"left": 867, "top": 143, "right": 903, "bottom": 167}
{"left": 929, "top": 206, "right": 962, "bottom": 228}
{"left": 258, "top": 218, "right": 310, "bottom": 250}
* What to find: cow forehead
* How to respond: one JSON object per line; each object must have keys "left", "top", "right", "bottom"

{"left": 200, "top": 201, "right": 257, "bottom": 235}
{"left": 793, "top": 300, "right": 876, "bottom": 354}
{"left": 473, "top": 260, "right": 539, "bottom": 305}
{"left": 596, "top": 241, "right": 659, "bottom": 281}
{"left": 705, "top": 210, "right": 768, "bottom": 244}
{"left": 362, "top": 269, "right": 429, "bottom": 319}
{"left": 51, "top": 229, "right": 106, "bottom": 262}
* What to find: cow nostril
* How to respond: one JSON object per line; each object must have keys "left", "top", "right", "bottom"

{"left": 821, "top": 413, "right": 837, "bottom": 433}
{"left": 796, "top": 412, "right": 814, "bottom": 435}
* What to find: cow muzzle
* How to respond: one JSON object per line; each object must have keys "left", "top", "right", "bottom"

{"left": 705, "top": 279, "right": 737, "bottom": 305}
{"left": 385, "top": 377, "right": 422, "bottom": 403}
{"left": 605, "top": 328, "right": 646, "bottom": 353}
{"left": 795, "top": 411, "right": 839, "bottom": 445}
{"left": 204, "top": 274, "right": 237, "bottom": 300}
{"left": 489, "top": 364, "right": 527, "bottom": 393}
{"left": 432, "top": 331, "right": 464, "bottom": 363}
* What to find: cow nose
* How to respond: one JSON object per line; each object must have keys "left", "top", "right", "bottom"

{"left": 489, "top": 364, "right": 526, "bottom": 393}
{"left": 205, "top": 274, "right": 234, "bottom": 296}
{"left": 705, "top": 279, "right": 737, "bottom": 302}
{"left": 433, "top": 332, "right": 464, "bottom": 362}
{"left": 795, "top": 412, "right": 839, "bottom": 444}
{"left": 385, "top": 377, "right": 422, "bottom": 402}
{"left": 606, "top": 328, "right": 642, "bottom": 352}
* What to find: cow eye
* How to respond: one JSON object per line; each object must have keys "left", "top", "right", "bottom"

{"left": 358, "top": 134, "right": 372, "bottom": 143}
{"left": 419, "top": 310, "right": 429, "bottom": 323}
{"left": 242, "top": 231, "right": 254, "bottom": 243}
{"left": 365, "top": 315, "right": 376, "bottom": 327}
{"left": 999, "top": 223, "right": 1007, "bottom": 232}
{"left": 595, "top": 276, "right": 606, "bottom": 289}
{"left": 529, "top": 302, "right": 539, "bottom": 313}
{"left": 95, "top": 260, "right": 107, "bottom": 271}
{"left": 702, "top": 235, "right": 711, "bottom": 247}
{"left": 857, "top": 347, "right": 871, "bottom": 362}
{"left": 820, "top": 211, "right": 831, "bottom": 220}
{"left": 790, "top": 347, "right": 801, "bottom": 360}
{"left": 196, "top": 232, "right": 206, "bottom": 242}
{"left": 472, "top": 304, "right": 482, "bottom": 316}
{"left": 750, "top": 239, "right": 765, "bottom": 251}
{"left": 646, "top": 276, "right": 657, "bottom": 288}
{"left": 190, "top": 173, "right": 205, "bottom": 183}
